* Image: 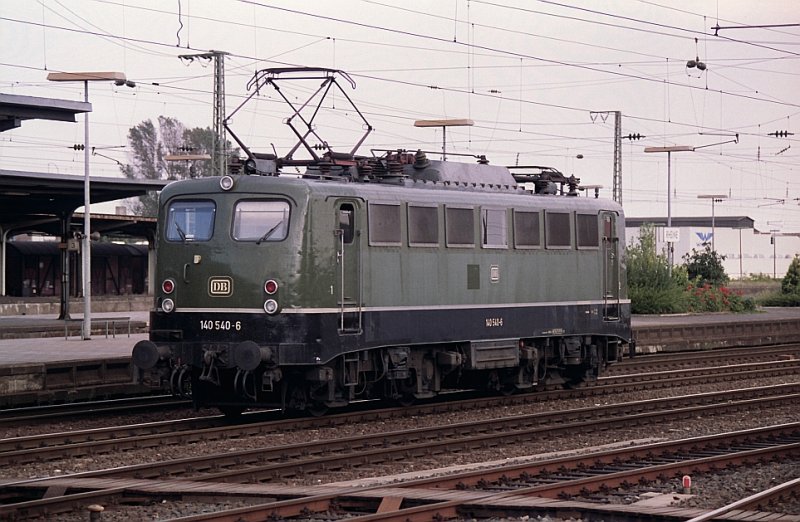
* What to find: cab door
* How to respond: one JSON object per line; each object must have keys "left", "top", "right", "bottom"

{"left": 334, "top": 200, "right": 363, "bottom": 334}
{"left": 602, "top": 211, "right": 620, "bottom": 321}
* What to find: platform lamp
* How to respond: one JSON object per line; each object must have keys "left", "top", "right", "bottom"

{"left": 414, "top": 119, "right": 474, "bottom": 161}
{"left": 767, "top": 222, "right": 783, "bottom": 280}
{"left": 697, "top": 194, "right": 727, "bottom": 251}
{"left": 644, "top": 145, "right": 694, "bottom": 276}
{"left": 47, "top": 71, "right": 134, "bottom": 340}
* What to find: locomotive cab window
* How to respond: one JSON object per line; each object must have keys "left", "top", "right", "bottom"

{"left": 481, "top": 208, "right": 507, "bottom": 248}
{"left": 545, "top": 211, "right": 572, "bottom": 249}
{"left": 166, "top": 200, "right": 216, "bottom": 242}
{"left": 232, "top": 200, "right": 290, "bottom": 242}
{"left": 337, "top": 204, "right": 355, "bottom": 244}
{"left": 513, "top": 210, "right": 541, "bottom": 249}
{"left": 408, "top": 204, "right": 439, "bottom": 246}
{"left": 576, "top": 213, "right": 600, "bottom": 249}
{"left": 445, "top": 206, "right": 475, "bottom": 247}
{"left": 368, "top": 202, "right": 401, "bottom": 246}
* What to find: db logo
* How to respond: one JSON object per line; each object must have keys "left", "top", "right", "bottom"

{"left": 209, "top": 277, "right": 233, "bottom": 296}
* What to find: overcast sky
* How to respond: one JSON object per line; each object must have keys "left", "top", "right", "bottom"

{"left": 1, "top": 1, "right": 798, "bottom": 231}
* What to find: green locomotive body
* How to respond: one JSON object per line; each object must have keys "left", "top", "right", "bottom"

{"left": 134, "top": 153, "right": 631, "bottom": 414}
{"left": 133, "top": 67, "right": 630, "bottom": 415}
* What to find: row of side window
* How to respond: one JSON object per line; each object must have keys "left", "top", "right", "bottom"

{"left": 367, "top": 202, "right": 601, "bottom": 250}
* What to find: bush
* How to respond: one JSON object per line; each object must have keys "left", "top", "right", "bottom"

{"left": 780, "top": 256, "right": 800, "bottom": 294}
{"left": 629, "top": 285, "right": 688, "bottom": 314}
{"left": 751, "top": 255, "right": 800, "bottom": 307}
{"left": 758, "top": 292, "right": 800, "bottom": 307}
{"left": 683, "top": 245, "right": 729, "bottom": 287}
{"left": 627, "top": 224, "right": 689, "bottom": 314}
{"left": 627, "top": 223, "right": 754, "bottom": 314}
{"left": 627, "top": 224, "right": 675, "bottom": 290}
{"left": 686, "top": 283, "right": 756, "bottom": 313}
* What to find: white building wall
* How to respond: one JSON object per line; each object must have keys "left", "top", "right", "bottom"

{"left": 626, "top": 225, "right": 800, "bottom": 280}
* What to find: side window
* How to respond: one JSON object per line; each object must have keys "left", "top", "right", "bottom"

{"left": 338, "top": 204, "right": 355, "bottom": 244}
{"left": 576, "top": 213, "right": 599, "bottom": 249}
{"left": 514, "top": 210, "right": 541, "bottom": 248}
{"left": 545, "top": 211, "right": 572, "bottom": 249}
{"left": 232, "top": 200, "right": 290, "bottom": 242}
{"left": 445, "top": 206, "right": 475, "bottom": 247}
{"left": 408, "top": 204, "right": 439, "bottom": 246}
{"left": 368, "top": 202, "right": 401, "bottom": 246}
{"left": 166, "top": 200, "right": 216, "bottom": 242}
{"left": 603, "top": 213, "right": 616, "bottom": 239}
{"left": 481, "top": 208, "right": 507, "bottom": 248}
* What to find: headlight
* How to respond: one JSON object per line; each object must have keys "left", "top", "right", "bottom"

{"left": 219, "top": 175, "right": 234, "bottom": 191}
{"left": 263, "top": 299, "right": 279, "bottom": 314}
{"left": 162, "top": 298, "right": 175, "bottom": 313}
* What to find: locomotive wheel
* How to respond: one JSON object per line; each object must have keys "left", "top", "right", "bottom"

{"left": 396, "top": 393, "right": 416, "bottom": 407}
{"left": 392, "top": 373, "right": 418, "bottom": 407}
{"left": 500, "top": 383, "right": 517, "bottom": 396}
{"left": 563, "top": 367, "right": 589, "bottom": 388}
{"left": 306, "top": 402, "right": 329, "bottom": 417}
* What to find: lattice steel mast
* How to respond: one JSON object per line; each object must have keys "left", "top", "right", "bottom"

{"left": 179, "top": 50, "right": 229, "bottom": 176}
{"left": 590, "top": 110, "right": 622, "bottom": 204}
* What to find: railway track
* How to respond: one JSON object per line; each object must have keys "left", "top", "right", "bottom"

{"left": 187, "top": 423, "right": 800, "bottom": 522}
{"left": 2, "top": 347, "right": 797, "bottom": 436}
{"left": 2, "top": 343, "right": 796, "bottom": 428}
{"left": 1, "top": 383, "right": 798, "bottom": 519}
{"left": 0, "top": 394, "right": 190, "bottom": 426}
{"left": 608, "top": 343, "right": 800, "bottom": 374}
{"left": 2, "top": 358, "right": 798, "bottom": 465}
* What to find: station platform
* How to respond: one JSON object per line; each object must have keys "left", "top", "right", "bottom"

{"left": 0, "top": 312, "right": 151, "bottom": 406}
{"left": 1, "top": 307, "right": 799, "bottom": 363}
{"left": 0, "top": 308, "right": 798, "bottom": 407}
{"left": 632, "top": 307, "right": 800, "bottom": 354}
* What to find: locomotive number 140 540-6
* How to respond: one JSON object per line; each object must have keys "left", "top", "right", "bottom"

{"left": 200, "top": 320, "right": 242, "bottom": 331}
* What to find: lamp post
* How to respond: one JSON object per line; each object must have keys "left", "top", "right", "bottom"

{"left": 697, "top": 194, "right": 727, "bottom": 251}
{"left": 644, "top": 145, "right": 694, "bottom": 276}
{"left": 414, "top": 119, "right": 474, "bottom": 161}
{"left": 771, "top": 231, "right": 779, "bottom": 279}
{"left": 47, "top": 71, "right": 132, "bottom": 340}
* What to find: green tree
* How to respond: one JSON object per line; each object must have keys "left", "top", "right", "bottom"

{"left": 781, "top": 255, "right": 800, "bottom": 295}
{"left": 626, "top": 223, "right": 687, "bottom": 313}
{"left": 121, "top": 117, "right": 221, "bottom": 216}
{"left": 682, "top": 245, "right": 728, "bottom": 287}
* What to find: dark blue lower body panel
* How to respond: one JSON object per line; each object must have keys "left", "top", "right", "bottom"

{"left": 149, "top": 302, "right": 631, "bottom": 367}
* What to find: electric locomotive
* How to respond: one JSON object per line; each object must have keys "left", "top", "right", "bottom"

{"left": 133, "top": 68, "right": 632, "bottom": 415}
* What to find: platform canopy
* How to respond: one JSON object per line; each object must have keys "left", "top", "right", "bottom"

{"left": 626, "top": 216, "right": 754, "bottom": 230}
{"left": 0, "top": 93, "right": 91, "bottom": 133}
{"left": 0, "top": 169, "right": 167, "bottom": 236}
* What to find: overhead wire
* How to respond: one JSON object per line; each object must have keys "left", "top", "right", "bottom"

{"left": 3, "top": 2, "right": 797, "bottom": 197}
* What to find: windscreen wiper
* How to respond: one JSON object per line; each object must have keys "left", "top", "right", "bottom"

{"left": 255, "top": 221, "right": 283, "bottom": 244}
{"left": 174, "top": 221, "right": 188, "bottom": 242}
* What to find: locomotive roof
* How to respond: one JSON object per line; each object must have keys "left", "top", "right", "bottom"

{"left": 161, "top": 166, "right": 623, "bottom": 216}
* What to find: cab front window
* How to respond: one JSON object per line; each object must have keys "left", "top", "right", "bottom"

{"left": 166, "top": 200, "right": 216, "bottom": 242}
{"left": 233, "top": 200, "right": 290, "bottom": 242}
